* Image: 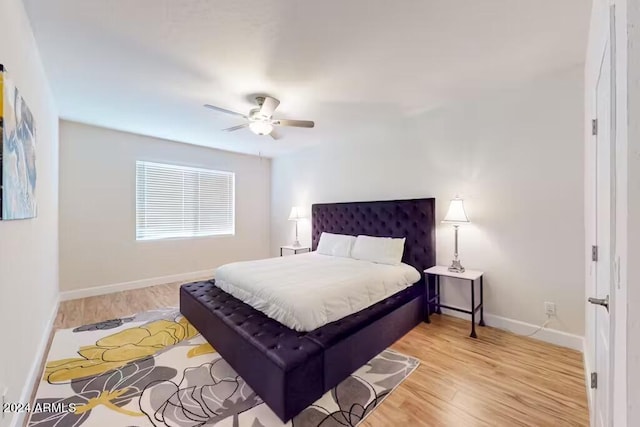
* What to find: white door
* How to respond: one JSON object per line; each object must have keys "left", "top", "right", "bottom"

{"left": 590, "top": 8, "right": 615, "bottom": 426}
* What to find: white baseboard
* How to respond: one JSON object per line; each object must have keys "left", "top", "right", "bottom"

{"left": 59, "top": 269, "right": 214, "bottom": 301}
{"left": 440, "top": 308, "right": 584, "bottom": 351}
{"left": 10, "top": 297, "right": 59, "bottom": 427}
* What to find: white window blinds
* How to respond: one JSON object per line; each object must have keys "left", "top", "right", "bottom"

{"left": 136, "top": 161, "right": 235, "bottom": 240}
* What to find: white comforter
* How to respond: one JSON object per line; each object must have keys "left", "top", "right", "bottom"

{"left": 214, "top": 252, "right": 421, "bottom": 331}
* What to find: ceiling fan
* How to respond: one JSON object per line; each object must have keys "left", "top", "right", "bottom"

{"left": 204, "top": 96, "right": 315, "bottom": 139}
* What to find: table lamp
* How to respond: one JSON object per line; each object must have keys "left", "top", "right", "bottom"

{"left": 442, "top": 197, "right": 470, "bottom": 273}
{"left": 288, "top": 207, "right": 306, "bottom": 247}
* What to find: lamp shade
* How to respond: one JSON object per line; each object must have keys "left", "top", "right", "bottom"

{"left": 288, "top": 206, "right": 306, "bottom": 221}
{"left": 442, "top": 198, "right": 470, "bottom": 223}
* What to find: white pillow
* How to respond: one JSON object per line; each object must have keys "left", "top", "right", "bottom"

{"left": 351, "top": 235, "right": 406, "bottom": 265}
{"left": 316, "top": 232, "right": 356, "bottom": 258}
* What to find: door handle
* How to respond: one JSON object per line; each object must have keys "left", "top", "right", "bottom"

{"left": 588, "top": 295, "right": 609, "bottom": 312}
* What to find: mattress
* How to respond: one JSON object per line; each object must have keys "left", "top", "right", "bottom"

{"left": 214, "top": 252, "right": 421, "bottom": 331}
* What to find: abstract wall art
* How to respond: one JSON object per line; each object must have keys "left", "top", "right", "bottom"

{"left": 0, "top": 64, "right": 37, "bottom": 220}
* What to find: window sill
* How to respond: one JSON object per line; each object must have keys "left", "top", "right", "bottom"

{"left": 136, "top": 233, "right": 236, "bottom": 242}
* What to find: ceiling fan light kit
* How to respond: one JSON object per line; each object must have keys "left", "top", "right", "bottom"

{"left": 204, "top": 95, "right": 315, "bottom": 139}
{"left": 249, "top": 121, "right": 273, "bottom": 135}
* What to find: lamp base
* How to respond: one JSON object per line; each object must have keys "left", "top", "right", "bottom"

{"left": 448, "top": 259, "right": 465, "bottom": 273}
{"left": 292, "top": 240, "right": 301, "bottom": 248}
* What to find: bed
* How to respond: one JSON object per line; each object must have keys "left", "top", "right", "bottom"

{"left": 180, "top": 198, "right": 436, "bottom": 421}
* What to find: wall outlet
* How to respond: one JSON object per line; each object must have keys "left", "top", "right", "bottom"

{"left": 544, "top": 302, "right": 556, "bottom": 317}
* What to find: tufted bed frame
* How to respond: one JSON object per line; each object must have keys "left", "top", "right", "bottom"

{"left": 180, "top": 198, "right": 436, "bottom": 421}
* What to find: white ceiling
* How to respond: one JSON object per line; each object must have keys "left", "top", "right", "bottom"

{"left": 24, "top": 0, "right": 590, "bottom": 157}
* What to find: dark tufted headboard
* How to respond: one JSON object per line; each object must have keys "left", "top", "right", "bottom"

{"left": 311, "top": 198, "right": 436, "bottom": 275}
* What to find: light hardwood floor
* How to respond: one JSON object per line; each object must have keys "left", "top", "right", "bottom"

{"left": 50, "top": 282, "right": 589, "bottom": 426}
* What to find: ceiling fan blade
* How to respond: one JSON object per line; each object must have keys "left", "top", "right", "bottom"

{"left": 269, "top": 129, "right": 281, "bottom": 140}
{"left": 272, "top": 119, "right": 315, "bottom": 128}
{"left": 259, "top": 96, "right": 280, "bottom": 117}
{"left": 222, "top": 123, "right": 249, "bottom": 132}
{"left": 204, "top": 104, "right": 246, "bottom": 118}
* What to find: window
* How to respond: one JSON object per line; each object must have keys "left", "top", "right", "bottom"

{"left": 136, "top": 161, "right": 235, "bottom": 240}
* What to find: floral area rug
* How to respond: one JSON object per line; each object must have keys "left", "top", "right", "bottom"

{"left": 30, "top": 308, "right": 419, "bottom": 427}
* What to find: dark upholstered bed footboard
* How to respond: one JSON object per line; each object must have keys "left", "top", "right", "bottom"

{"left": 180, "top": 282, "right": 325, "bottom": 420}
{"left": 180, "top": 280, "right": 424, "bottom": 422}
{"left": 307, "top": 282, "right": 424, "bottom": 390}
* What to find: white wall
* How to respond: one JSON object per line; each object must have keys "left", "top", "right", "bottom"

{"left": 271, "top": 67, "right": 585, "bottom": 338}
{"left": 611, "top": 0, "right": 630, "bottom": 424}
{"left": 0, "top": 0, "right": 59, "bottom": 426}
{"left": 59, "top": 121, "right": 270, "bottom": 293}
{"left": 626, "top": 0, "right": 640, "bottom": 423}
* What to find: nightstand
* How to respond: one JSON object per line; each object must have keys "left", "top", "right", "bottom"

{"left": 424, "top": 266, "right": 485, "bottom": 338}
{"left": 280, "top": 245, "right": 311, "bottom": 256}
